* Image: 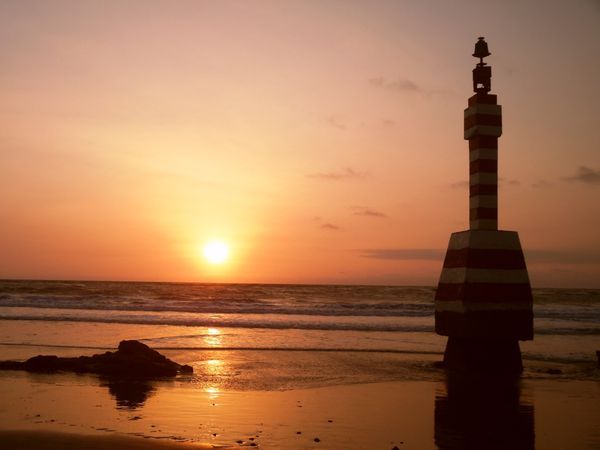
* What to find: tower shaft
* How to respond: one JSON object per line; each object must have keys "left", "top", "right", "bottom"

{"left": 464, "top": 93, "right": 501, "bottom": 230}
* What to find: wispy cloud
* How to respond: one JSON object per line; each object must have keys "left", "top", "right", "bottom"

{"left": 320, "top": 223, "right": 341, "bottom": 231}
{"left": 352, "top": 206, "right": 388, "bottom": 218}
{"left": 313, "top": 216, "right": 342, "bottom": 231}
{"left": 360, "top": 248, "right": 444, "bottom": 260}
{"left": 360, "top": 248, "right": 600, "bottom": 265}
{"left": 525, "top": 249, "right": 600, "bottom": 265}
{"left": 449, "top": 178, "right": 519, "bottom": 188}
{"left": 564, "top": 166, "right": 600, "bottom": 186}
{"left": 449, "top": 180, "right": 469, "bottom": 189}
{"left": 499, "top": 177, "right": 520, "bottom": 186}
{"left": 368, "top": 76, "right": 422, "bottom": 93}
{"left": 532, "top": 179, "right": 553, "bottom": 188}
{"left": 307, "top": 167, "right": 369, "bottom": 181}
{"left": 326, "top": 115, "right": 347, "bottom": 130}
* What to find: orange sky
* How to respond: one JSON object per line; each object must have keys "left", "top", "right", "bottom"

{"left": 1, "top": 1, "right": 599, "bottom": 287}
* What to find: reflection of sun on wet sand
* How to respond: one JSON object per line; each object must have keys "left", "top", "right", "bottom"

{"left": 1, "top": 340, "right": 599, "bottom": 449}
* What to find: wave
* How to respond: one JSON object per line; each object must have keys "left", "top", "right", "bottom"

{"left": 0, "top": 311, "right": 598, "bottom": 335}
{"left": 0, "top": 300, "right": 598, "bottom": 324}
{"left": 0, "top": 342, "right": 443, "bottom": 355}
{"left": 0, "top": 300, "right": 435, "bottom": 318}
{"left": 1, "top": 281, "right": 599, "bottom": 324}
{"left": 0, "top": 313, "right": 435, "bottom": 332}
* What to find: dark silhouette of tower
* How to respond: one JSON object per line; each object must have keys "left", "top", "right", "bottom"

{"left": 434, "top": 38, "right": 533, "bottom": 375}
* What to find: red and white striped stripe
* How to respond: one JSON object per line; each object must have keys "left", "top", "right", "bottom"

{"left": 464, "top": 93, "right": 501, "bottom": 231}
{"left": 435, "top": 230, "right": 533, "bottom": 340}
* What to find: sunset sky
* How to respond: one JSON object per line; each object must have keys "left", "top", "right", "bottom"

{"left": 1, "top": 1, "right": 599, "bottom": 287}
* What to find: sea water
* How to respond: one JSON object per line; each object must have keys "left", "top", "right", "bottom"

{"left": 0, "top": 280, "right": 598, "bottom": 389}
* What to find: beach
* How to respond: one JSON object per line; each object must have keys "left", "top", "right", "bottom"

{"left": 0, "top": 281, "right": 599, "bottom": 449}
{"left": 1, "top": 347, "right": 599, "bottom": 450}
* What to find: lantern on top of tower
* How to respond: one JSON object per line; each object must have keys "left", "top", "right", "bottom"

{"left": 472, "top": 37, "right": 492, "bottom": 94}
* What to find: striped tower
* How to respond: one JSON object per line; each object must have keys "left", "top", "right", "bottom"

{"left": 435, "top": 38, "right": 533, "bottom": 375}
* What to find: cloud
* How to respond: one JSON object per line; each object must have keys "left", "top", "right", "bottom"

{"left": 499, "top": 177, "right": 520, "bottom": 186}
{"left": 369, "top": 76, "right": 422, "bottom": 93}
{"left": 320, "top": 223, "right": 341, "bottom": 231}
{"left": 307, "top": 167, "right": 369, "bottom": 181}
{"left": 564, "top": 166, "right": 600, "bottom": 186}
{"left": 450, "top": 180, "right": 469, "bottom": 189}
{"left": 525, "top": 249, "right": 600, "bottom": 265}
{"left": 449, "top": 178, "right": 520, "bottom": 188}
{"left": 360, "top": 248, "right": 600, "bottom": 266}
{"left": 313, "top": 216, "right": 342, "bottom": 231}
{"left": 360, "top": 248, "right": 444, "bottom": 261}
{"left": 531, "top": 179, "right": 553, "bottom": 188}
{"left": 326, "top": 115, "right": 347, "bottom": 130}
{"left": 380, "top": 118, "right": 397, "bottom": 127}
{"left": 352, "top": 206, "right": 388, "bottom": 218}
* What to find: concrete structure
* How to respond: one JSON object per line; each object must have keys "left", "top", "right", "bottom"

{"left": 435, "top": 38, "right": 533, "bottom": 375}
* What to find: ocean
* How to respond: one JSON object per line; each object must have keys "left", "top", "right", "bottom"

{"left": 0, "top": 280, "right": 599, "bottom": 389}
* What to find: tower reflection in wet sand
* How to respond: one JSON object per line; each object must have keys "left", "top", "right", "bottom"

{"left": 434, "top": 376, "right": 534, "bottom": 450}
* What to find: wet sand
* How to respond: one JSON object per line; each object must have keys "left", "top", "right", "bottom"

{"left": 1, "top": 320, "right": 599, "bottom": 449}
{"left": 1, "top": 369, "right": 599, "bottom": 450}
{"left": 0, "top": 430, "right": 225, "bottom": 450}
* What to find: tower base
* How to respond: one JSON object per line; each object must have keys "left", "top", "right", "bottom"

{"left": 443, "top": 337, "right": 523, "bottom": 376}
{"left": 435, "top": 229, "right": 534, "bottom": 341}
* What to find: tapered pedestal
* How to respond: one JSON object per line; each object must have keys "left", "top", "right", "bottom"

{"left": 435, "top": 230, "right": 533, "bottom": 374}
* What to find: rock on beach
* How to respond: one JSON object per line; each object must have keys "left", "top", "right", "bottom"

{"left": 0, "top": 340, "right": 192, "bottom": 377}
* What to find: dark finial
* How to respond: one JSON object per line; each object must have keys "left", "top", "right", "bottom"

{"left": 472, "top": 37, "right": 492, "bottom": 94}
{"left": 473, "top": 37, "right": 491, "bottom": 64}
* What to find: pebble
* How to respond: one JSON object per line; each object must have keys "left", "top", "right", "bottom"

{"left": 314, "top": 437, "right": 321, "bottom": 443}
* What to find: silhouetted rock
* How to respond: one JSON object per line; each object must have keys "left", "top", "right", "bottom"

{"left": 0, "top": 340, "right": 192, "bottom": 378}
{"left": 180, "top": 364, "right": 194, "bottom": 374}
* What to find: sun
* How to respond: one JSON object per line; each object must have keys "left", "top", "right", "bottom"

{"left": 203, "top": 240, "right": 229, "bottom": 264}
